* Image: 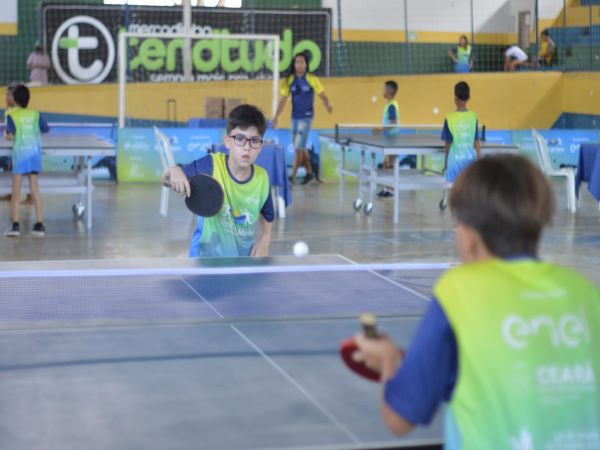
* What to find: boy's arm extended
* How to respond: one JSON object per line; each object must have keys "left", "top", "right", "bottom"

{"left": 161, "top": 165, "right": 191, "bottom": 197}
{"left": 250, "top": 215, "right": 272, "bottom": 257}
{"left": 475, "top": 139, "right": 481, "bottom": 159}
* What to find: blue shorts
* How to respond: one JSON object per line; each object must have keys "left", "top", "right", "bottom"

{"left": 455, "top": 62, "right": 470, "bottom": 73}
{"left": 12, "top": 155, "right": 42, "bottom": 175}
{"left": 446, "top": 156, "right": 475, "bottom": 184}
{"left": 291, "top": 118, "right": 312, "bottom": 150}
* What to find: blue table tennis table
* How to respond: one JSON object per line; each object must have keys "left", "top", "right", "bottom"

{"left": 320, "top": 132, "right": 518, "bottom": 224}
{"left": 0, "top": 255, "right": 447, "bottom": 450}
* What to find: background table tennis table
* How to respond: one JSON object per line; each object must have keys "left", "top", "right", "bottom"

{"left": 319, "top": 132, "right": 518, "bottom": 224}
{"left": 0, "top": 133, "right": 116, "bottom": 229}
{"left": 0, "top": 255, "right": 446, "bottom": 450}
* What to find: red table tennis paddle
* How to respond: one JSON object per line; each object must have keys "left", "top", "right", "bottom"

{"left": 340, "top": 314, "right": 380, "bottom": 382}
{"left": 340, "top": 313, "right": 382, "bottom": 382}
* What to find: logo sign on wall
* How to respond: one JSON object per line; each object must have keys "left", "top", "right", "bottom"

{"left": 41, "top": 3, "right": 331, "bottom": 85}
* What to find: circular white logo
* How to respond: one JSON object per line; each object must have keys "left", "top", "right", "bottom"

{"left": 51, "top": 15, "right": 115, "bottom": 84}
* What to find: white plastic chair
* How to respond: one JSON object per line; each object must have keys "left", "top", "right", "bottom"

{"left": 154, "top": 126, "right": 176, "bottom": 217}
{"left": 531, "top": 128, "right": 576, "bottom": 212}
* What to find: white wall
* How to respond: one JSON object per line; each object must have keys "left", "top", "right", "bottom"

{"left": 0, "top": 0, "right": 17, "bottom": 23}
{"left": 323, "top": 0, "right": 563, "bottom": 34}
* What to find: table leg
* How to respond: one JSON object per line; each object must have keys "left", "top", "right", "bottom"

{"left": 339, "top": 145, "right": 345, "bottom": 204}
{"left": 86, "top": 157, "right": 93, "bottom": 230}
{"left": 272, "top": 186, "right": 286, "bottom": 219}
{"left": 393, "top": 156, "right": 399, "bottom": 224}
{"left": 358, "top": 148, "right": 365, "bottom": 203}
{"left": 364, "top": 151, "right": 377, "bottom": 215}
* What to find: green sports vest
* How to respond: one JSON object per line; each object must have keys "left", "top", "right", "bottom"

{"left": 382, "top": 99, "right": 400, "bottom": 126}
{"left": 446, "top": 110, "right": 477, "bottom": 160}
{"left": 435, "top": 259, "right": 600, "bottom": 450}
{"left": 10, "top": 107, "right": 41, "bottom": 154}
{"left": 456, "top": 45, "right": 472, "bottom": 66}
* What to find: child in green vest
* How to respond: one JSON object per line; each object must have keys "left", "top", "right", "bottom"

{"left": 4, "top": 85, "right": 49, "bottom": 237}
{"left": 376, "top": 80, "right": 400, "bottom": 198}
{"left": 356, "top": 154, "right": 600, "bottom": 449}
{"left": 441, "top": 81, "right": 481, "bottom": 185}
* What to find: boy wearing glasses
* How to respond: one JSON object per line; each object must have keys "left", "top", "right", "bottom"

{"left": 163, "top": 104, "right": 274, "bottom": 257}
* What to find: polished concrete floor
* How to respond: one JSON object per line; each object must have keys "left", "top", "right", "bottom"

{"left": 0, "top": 178, "right": 599, "bottom": 286}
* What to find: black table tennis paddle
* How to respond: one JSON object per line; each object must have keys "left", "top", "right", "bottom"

{"left": 163, "top": 173, "right": 224, "bottom": 217}
{"left": 184, "top": 174, "right": 224, "bottom": 217}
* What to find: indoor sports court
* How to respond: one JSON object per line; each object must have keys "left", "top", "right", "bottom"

{"left": 0, "top": 1, "right": 599, "bottom": 450}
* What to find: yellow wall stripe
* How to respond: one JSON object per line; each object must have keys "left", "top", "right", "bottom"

{"left": 0, "top": 23, "right": 17, "bottom": 36}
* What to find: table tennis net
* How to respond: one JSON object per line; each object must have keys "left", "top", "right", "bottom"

{"left": 0, "top": 262, "right": 451, "bottom": 330}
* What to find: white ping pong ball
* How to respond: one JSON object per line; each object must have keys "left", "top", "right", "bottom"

{"left": 293, "top": 241, "right": 309, "bottom": 258}
{"left": 371, "top": 96, "right": 377, "bottom": 103}
{"left": 433, "top": 107, "right": 440, "bottom": 114}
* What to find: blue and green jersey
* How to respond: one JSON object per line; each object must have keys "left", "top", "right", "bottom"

{"left": 382, "top": 99, "right": 400, "bottom": 136}
{"left": 441, "top": 110, "right": 479, "bottom": 183}
{"left": 183, "top": 153, "right": 274, "bottom": 257}
{"left": 455, "top": 45, "right": 472, "bottom": 73}
{"left": 6, "top": 106, "right": 49, "bottom": 174}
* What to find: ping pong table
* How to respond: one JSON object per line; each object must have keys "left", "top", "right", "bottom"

{"left": 0, "top": 133, "right": 116, "bottom": 230}
{"left": 319, "top": 132, "right": 518, "bottom": 224}
{"left": 0, "top": 255, "right": 448, "bottom": 450}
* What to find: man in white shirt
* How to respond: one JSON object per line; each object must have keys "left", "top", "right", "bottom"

{"left": 503, "top": 45, "right": 529, "bottom": 71}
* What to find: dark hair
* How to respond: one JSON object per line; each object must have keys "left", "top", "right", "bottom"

{"left": 541, "top": 29, "right": 550, "bottom": 37}
{"left": 12, "top": 84, "right": 30, "bottom": 108}
{"left": 384, "top": 80, "right": 398, "bottom": 96}
{"left": 288, "top": 51, "right": 311, "bottom": 77}
{"left": 227, "top": 104, "right": 267, "bottom": 136}
{"left": 454, "top": 81, "right": 470, "bottom": 101}
{"left": 449, "top": 154, "right": 554, "bottom": 258}
{"left": 459, "top": 35, "right": 469, "bottom": 47}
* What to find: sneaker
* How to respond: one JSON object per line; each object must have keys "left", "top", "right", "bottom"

{"left": 4, "top": 222, "right": 20, "bottom": 237}
{"left": 301, "top": 173, "right": 314, "bottom": 185}
{"left": 31, "top": 222, "right": 45, "bottom": 237}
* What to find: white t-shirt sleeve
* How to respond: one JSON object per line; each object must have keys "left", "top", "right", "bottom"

{"left": 505, "top": 46, "right": 528, "bottom": 61}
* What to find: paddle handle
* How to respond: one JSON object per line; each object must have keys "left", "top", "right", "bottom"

{"left": 360, "top": 313, "right": 379, "bottom": 339}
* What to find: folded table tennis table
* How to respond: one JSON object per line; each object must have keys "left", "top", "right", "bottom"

{"left": 0, "top": 255, "right": 448, "bottom": 450}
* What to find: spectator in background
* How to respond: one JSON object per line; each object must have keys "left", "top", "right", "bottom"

{"left": 27, "top": 44, "right": 51, "bottom": 86}
{"left": 448, "top": 35, "right": 473, "bottom": 73}
{"left": 537, "top": 29, "right": 556, "bottom": 67}
{"left": 503, "top": 45, "right": 529, "bottom": 71}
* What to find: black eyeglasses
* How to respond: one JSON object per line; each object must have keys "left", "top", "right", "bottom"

{"left": 228, "top": 134, "right": 264, "bottom": 149}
